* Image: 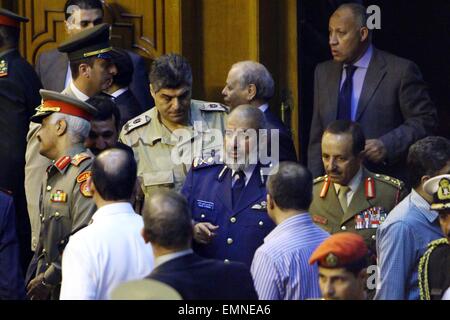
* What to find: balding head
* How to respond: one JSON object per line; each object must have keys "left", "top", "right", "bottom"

{"left": 143, "top": 190, "right": 192, "bottom": 249}
{"left": 92, "top": 148, "right": 137, "bottom": 201}
{"left": 227, "top": 104, "right": 266, "bottom": 131}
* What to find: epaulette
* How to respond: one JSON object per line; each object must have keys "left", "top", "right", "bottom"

{"left": 0, "top": 60, "right": 8, "bottom": 77}
{"left": 192, "top": 156, "right": 218, "bottom": 170}
{"left": 313, "top": 175, "right": 327, "bottom": 184}
{"left": 199, "top": 102, "right": 228, "bottom": 112}
{"left": 314, "top": 175, "right": 331, "bottom": 198}
{"left": 71, "top": 152, "right": 92, "bottom": 167}
{"left": 373, "top": 174, "right": 404, "bottom": 189}
{"left": 123, "top": 114, "right": 151, "bottom": 134}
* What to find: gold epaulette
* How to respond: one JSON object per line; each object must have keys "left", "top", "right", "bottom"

{"left": 373, "top": 174, "right": 404, "bottom": 189}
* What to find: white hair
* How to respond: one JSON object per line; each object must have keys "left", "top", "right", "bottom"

{"left": 49, "top": 113, "right": 91, "bottom": 143}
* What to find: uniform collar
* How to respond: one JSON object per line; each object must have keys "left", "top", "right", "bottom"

{"left": 334, "top": 166, "right": 363, "bottom": 194}
{"left": 51, "top": 144, "right": 87, "bottom": 174}
{"left": 69, "top": 81, "right": 90, "bottom": 102}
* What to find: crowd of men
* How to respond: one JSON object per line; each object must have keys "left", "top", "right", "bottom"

{"left": 0, "top": 0, "right": 448, "bottom": 300}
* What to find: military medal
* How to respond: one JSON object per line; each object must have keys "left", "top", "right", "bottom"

{"left": 76, "top": 171, "right": 91, "bottom": 183}
{"left": 80, "top": 181, "right": 93, "bottom": 198}
{"left": 355, "top": 207, "right": 387, "bottom": 230}
{"left": 50, "top": 190, "right": 67, "bottom": 203}
{"left": 0, "top": 60, "right": 8, "bottom": 77}
{"left": 251, "top": 200, "right": 267, "bottom": 210}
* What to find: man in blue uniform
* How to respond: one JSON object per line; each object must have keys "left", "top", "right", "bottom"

{"left": 182, "top": 104, "right": 275, "bottom": 267}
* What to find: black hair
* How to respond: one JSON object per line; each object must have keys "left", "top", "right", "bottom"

{"left": 324, "top": 120, "right": 366, "bottom": 156}
{"left": 64, "top": 0, "right": 104, "bottom": 20}
{"left": 86, "top": 94, "right": 121, "bottom": 131}
{"left": 149, "top": 53, "right": 193, "bottom": 92}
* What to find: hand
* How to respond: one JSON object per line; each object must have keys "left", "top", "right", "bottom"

{"left": 26, "top": 273, "right": 51, "bottom": 300}
{"left": 193, "top": 222, "right": 219, "bottom": 244}
{"left": 364, "top": 139, "right": 387, "bottom": 164}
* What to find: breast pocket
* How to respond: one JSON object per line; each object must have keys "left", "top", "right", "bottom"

{"left": 192, "top": 202, "right": 219, "bottom": 225}
{"left": 143, "top": 170, "right": 175, "bottom": 195}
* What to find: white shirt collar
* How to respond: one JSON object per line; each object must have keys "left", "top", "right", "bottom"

{"left": 232, "top": 164, "right": 256, "bottom": 186}
{"left": 69, "top": 81, "right": 90, "bottom": 102}
{"left": 110, "top": 87, "right": 129, "bottom": 98}
{"left": 334, "top": 166, "right": 363, "bottom": 194}
{"left": 154, "top": 249, "right": 193, "bottom": 269}
{"left": 92, "top": 202, "right": 136, "bottom": 223}
{"left": 258, "top": 104, "right": 269, "bottom": 113}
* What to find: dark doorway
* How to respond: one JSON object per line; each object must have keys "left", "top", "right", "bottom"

{"left": 298, "top": 0, "right": 450, "bottom": 165}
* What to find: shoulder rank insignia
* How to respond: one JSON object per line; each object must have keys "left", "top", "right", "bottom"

{"left": 72, "top": 153, "right": 91, "bottom": 167}
{"left": 77, "top": 171, "right": 91, "bottom": 183}
{"left": 315, "top": 175, "right": 331, "bottom": 198}
{"left": 365, "top": 177, "right": 376, "bottom": 199}
{"left": 0, "top": 60, "right": 8, "bottom": 77}
{"left": 374, "top": 174, "right": 404, "bottom": 189}
{"left": 77, "top": 171, "right": 93, "bottom": 197}
{"left": 354, "top": 207, "right": 388, "bottom": 230}
{"left": 124, "top": 115, "right": 151, "bottom": 134}
{"left": 251, "top": 200, "right": 267, "bottom": 210}
{"left": 55, "top": 156, "right": 71, "bottom": 171}
{"left": 193, "top": 156, "right": 215, "bottom": 169}
{"left": 50, "top": 190, "right": 67, "bottom": 203}
{"left": 199, "top": 102, "right": 228, "bottom": 112}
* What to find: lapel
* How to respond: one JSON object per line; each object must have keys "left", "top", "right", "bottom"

{"left": 233, "top": 167, "right": 266, "bottom": 215}
{"left": 53, "top": 52, "right": 69, "bottom": 92}
{"left": 342, "top": 170, "right": 371, "bottom": 224}
{"left": 215, "top": 167, "right": 233, "bottom": 214}
{"left": 355, "top": 48, "right": 387, "bottom": 121}
{"left": 326, "top": 61, "right": 343, "bottom": 122}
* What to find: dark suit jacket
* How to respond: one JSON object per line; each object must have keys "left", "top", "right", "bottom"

{"left": 114, "top": 89, "right": 144, "bottom": 128}
{"left": 0, "top": 191, "right": 25, "bottom": 300}
{"left": 263, "top": 109, "right": 298, "bottom": 162}
{"left": 308, "top": 48, "right": 437, "bottom": 182}
{"left": 147, "top": 253, "right": 258, "bottom": 300}
{"left": 35, "top": 48, "right": 153, "bottom": 110}
{"left": 1, "top": 49, "right": 42, "bottom": 118}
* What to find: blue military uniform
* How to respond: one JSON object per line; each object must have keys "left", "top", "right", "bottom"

{"left": 181, "top": 160, "right": 275, "bottom": 267}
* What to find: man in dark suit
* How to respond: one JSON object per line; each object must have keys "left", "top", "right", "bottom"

{"left": 222, "top": 61, "right": 297, "bottom": 162}
{"left": 104, "top": 48, "right": 143, "bottom": 128}
{"left": 0, "top": 189, "right": 26, "bottom": 300}
{"left": 307, "top": 3, "right": 437, "bottom": 183}
{"left": 182, "top": 105, "right": 276, "bottom": 268}
{"left": 0, "top": 8, "right": 42, "bottom": 274}
{"left": 142, "top": 190, "right": 258, "bottom": 300}
{"left": 35, "top": 0, "right": 153, "bottom": 110}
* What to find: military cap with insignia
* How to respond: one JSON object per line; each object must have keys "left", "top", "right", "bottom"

{"left": 0, "top": 8, "right": 28, "bottom": 28}
{"left": 58, "top": 23, "right": 113, "bottom": 62}
{"left": 424, "top": 174, "right": 450, "bottom": 211}
{"left": 31, "top": 89, "right": 98, "bottom": 123}
{"left": 309, "top": 232, "right": 368, "bottom": 268}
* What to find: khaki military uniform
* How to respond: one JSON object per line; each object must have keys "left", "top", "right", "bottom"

{"left": 309, "top": 168, "right": 407, "bottom": 252}
{"left": 33, "top": 145, "right": 96, "bottom": 298}
{"left": 119, "top": 100, "right": 227, "bottom": 198}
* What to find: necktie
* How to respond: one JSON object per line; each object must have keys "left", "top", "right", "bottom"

{"left": 232, "top": 171, "right": 246, "bottom": 208}
{"left": 338, "top": 186, "right": 350, "bottom": 212}
{"left": 337, "top": 65, "right": 357, "bottom": 120}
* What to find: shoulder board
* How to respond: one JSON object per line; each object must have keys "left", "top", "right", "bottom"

{"left": 313, "top": 175, "right": 327, "bottom": 184}
{"left": 373, "top": 174, "right": 404, "bottom": 189}
{"left": 427, "top": 237, "right": 449, "bottom": 250}
{"left": 192, "top": 156, "right": 218, "bottom": 170}
{"left": 123, "top": 114, "right": 151, "bottom": 134}
{"left": 199, "top": 102, "right": 228, "bottom": 112}
{"left": 0, "top": 60, "right": 8, "bottom": 77}
{"left": 71, "top": 153, "right": 92, "bottom": 167}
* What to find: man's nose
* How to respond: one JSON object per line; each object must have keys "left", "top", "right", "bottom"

{"left": 329, "top": 33, "right": 338, "bottom": 46}
{"left": 109, "top": 64, "right": 118, "bottom": 75}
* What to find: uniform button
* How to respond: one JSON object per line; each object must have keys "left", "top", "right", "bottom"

{"left": 372, "top": 235, "right": 376, "bottom": 240}
{"left": 200, "top": 214, "right": 206, "bottom": 219}
{"left": 341, "top": 226, "right": 347, "bottom": 231}
{"left": 55, "top": 212, "right": 60, "bottom": 217}
{"left": 46, "top": 186, "right": 52, "bottom": 191}
{"left": 42, "top": 249, "right": 46, "bottom": 253}
{"left": 259, "top": 221, "right": 264, "bottom": 227}
{"left": 39, "top": 214, "right": 43, "bottom": 218}
{"left": 224, "top": 259, "right": 230, "bottom": 264}
{"left": 227, "top": 238, "right": 233, "bottom": 245}
{"left": 45, "top": 263, "right": 49, "bottom": 267}
{"left": 230, "top": 217, "right": 237, "bottom": 223}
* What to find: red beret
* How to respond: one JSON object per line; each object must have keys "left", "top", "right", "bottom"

{"left": 309, "top": 232, "right": 368, "bottom": 268}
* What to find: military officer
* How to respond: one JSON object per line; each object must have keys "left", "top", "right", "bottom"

{"left": 418, "top": 174, "right": 450, "bottom": 300}
{"left": 26, "top": 90, "right": 97, "bottom": 300}
{"left": 309, "top": 120, "right": 407, "bottom": 253}
{"left": 0, "top": 7, "right": 43, "bottom": 273}
{"left": 120, "top": 53, "right": 227, "bottom": 200}
{"left": 181, "top": 105, "right": 275, "bottom": 267}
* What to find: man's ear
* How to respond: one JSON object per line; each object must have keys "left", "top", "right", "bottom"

{"left": 56, "top": 119, "right": 68, "bottom": 136}
{"left": 149, "top": 84, "right": 156, "bottom": 99}
{"left": 267, "top": 193, "right": 276, "bottom": 210}
{"left": 247, "top": 84, "right": 257, "bottom": 101}
{"left": 79, "top": 63, "right": 91, "bottom": 79}
{"left": 87, "top": 176, "right": 96, "bottom": 195}
{"left": 141, "top": 228, "right": 150, "bottom": 244}
{"left": 360, "top": 27, "right": 369, "bottom": 42}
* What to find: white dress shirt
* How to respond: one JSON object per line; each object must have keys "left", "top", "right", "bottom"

{"left": 69, "top": 81, "right": 90, "bottom": 101}
{"left": 64, "top": 64, "right": 72, "bottom": 89}
{"left": 60, "top": 202, "right": 154, "bottom": 300}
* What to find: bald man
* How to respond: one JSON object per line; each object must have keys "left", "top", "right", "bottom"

{"left": 60, "top": 148, "right": 153, "bottom": 300}
{"left": 181, "top": 105, "right": 276, "bottom": 267}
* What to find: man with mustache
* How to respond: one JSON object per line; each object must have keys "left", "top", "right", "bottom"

{"left": 309, "top": 120, "right": 406, "bottom": 254}
{"left": 181, "top": 105, "right": 275, "bottom": 267}
{"left": 418, "top": 174, "right": 450, "bottom": 300}
{"left": 25, "top": 24, "right": 117, "bottom": 253}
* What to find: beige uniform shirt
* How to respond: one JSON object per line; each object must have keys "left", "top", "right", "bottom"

{"left": 34, "top": 145, "right": 96, "bottom": 298}
{"left": 119, "top": 100, "right": 227, "bottom": 198}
